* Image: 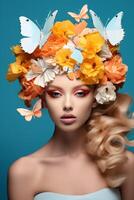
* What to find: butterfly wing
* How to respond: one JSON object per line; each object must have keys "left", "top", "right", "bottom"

{"left": 79, "top": 4, "right": 89, "bottom": 20}
{"left": 17, "top": 108, "right": 33, "bottom": 121}
{"left": 106, "top": 12, "right": 124, "bottom": 45}
{"left": 20, "top": 37, "right": 40, "bottom": 54}
{"left": 25, "top": 115, "right": 33, "bottom": 121}
{"left": 40, "top": 10, "right": 58, "bottom": 47}
{"left": 71, "top": 49, "right": 83, "bottom": 64}
{"left": 19, "top": 16, "right": 41, "bottom": 53}
{"left": 89, "top": 10, "right": 106, "bottom": 39}
{"left": 34, "top": 110, "right": 42, "bottom": 118}
{"left": 33, "top": 99, "right": 42, "bottom": 111}
{"left": 33, "top": 99, "right": 42, "bottom": 118}
{"left": 67, "top": 12, "right": 80, "bottom": 22}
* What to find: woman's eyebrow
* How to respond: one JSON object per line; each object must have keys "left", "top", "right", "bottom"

{"left": 47, "top": 84, "right": 89, "bottom": 89}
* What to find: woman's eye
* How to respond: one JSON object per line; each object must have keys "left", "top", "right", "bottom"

{"left": 75, "top": 91, "right": 88, "bottom": 97}
{"left": 47, "top": 91, "right": 61, "bottom": 98}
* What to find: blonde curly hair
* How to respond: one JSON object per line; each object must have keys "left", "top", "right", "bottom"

{"left": 84, "top": 92, "right": 134, "bottom": 187}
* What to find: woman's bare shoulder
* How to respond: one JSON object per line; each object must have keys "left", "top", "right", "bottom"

{"left": 8, "top": 156, "right": 40, "bottom": 189}
{"left": 8, "top": 156, "right": 36, "bottom": 177}
{"left": 8, "top": 144, "right": 55, "bottom": 179}
{"left": 7, "top": 156, "right": 40, "bottom": 199}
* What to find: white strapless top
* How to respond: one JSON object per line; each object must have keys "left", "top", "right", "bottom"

{"left": 34, "top": 187, "right": 121, "bottom": 200}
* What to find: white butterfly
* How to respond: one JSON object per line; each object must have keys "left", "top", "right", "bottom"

{"left": 89, "top": 10, "right": 124, "bottom": 46}
{"left": 19, "top": 10, "right": 58, "bottom": 54}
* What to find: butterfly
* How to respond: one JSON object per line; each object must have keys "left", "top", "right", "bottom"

{"left": 17, "top": 99, "right": 42, "bottom": 121}
{"left": 68, "top": 4, "right": 89, "bottom": 22}
{"left": 19, "top": 10, "right": 58, "bottom": 54}
{"left": 89, "top": 9, "right": 124, "bottom": 46}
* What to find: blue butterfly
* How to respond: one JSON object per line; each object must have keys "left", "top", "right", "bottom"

{"left": 89, "top": 10, "right": 124, "bottom": 46}
{"left": 19, "top": 10, "right": 58, "bottom": 54}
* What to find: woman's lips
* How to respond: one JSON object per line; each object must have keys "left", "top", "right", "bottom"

{"left": 60, "top": 117, "right": 76, "bottom": 125}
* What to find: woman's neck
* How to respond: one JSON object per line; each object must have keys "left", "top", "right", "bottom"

{"left": 48, "top": 126, "right": 88, "bottom": 158}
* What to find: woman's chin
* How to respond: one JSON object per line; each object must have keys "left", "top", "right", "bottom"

{"left": 56, "top": 121, "right": 85, "bottom": 132}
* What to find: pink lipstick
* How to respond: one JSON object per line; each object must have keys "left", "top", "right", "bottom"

{"left": 60, "top": 114, "right": 76, "bottom": 125}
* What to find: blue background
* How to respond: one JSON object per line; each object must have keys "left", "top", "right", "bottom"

{"left": 1, "top": 0, "right": 134, "bottom": 199}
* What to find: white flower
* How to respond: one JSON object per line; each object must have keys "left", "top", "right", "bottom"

{"left": 99, "top": 43, "right": 112, "bottom": 61}
{"left": 95, "top": 82, "right": 116, "bottom": 104}
{"left": 25, "top": 58, "right": 60, "bottom": 87}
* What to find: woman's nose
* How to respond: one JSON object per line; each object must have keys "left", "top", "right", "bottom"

{"left": 63, "top": 95, "right": 73, "bottom": 112}
{"left": 63, "top": 105, "right": 73, "bottom": 111}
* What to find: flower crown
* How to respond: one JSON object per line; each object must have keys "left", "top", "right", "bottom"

{"left": 6, "top": 4, "right": 128, "bottom": 121}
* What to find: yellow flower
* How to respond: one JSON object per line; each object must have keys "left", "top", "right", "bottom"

{"left": 78, "top": 32, "right": 105, "bottom": 59}
{"left": 79, "top": 55, "right": 105, "bottom": 84}
{"left": 6, "top": 62, "right": 28, "bottom": 81}
{"left": 55, "top": 48, "right": 76, "bottom": 68}
{"left": 11, "top": 45, "right": 24, "bottom": 55}
{"left": 7, "top": 45, "right": 34, "bottom": 81}
{"left": 52, "top": 20, "right": 75, "bottom": 38}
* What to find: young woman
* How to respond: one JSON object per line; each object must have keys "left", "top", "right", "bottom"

{"left": 7, "top": 4, "right": 134, "bottom": 200}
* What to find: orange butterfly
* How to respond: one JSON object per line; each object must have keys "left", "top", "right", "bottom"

{"left": 17, "top": 99, "right": 42, "bottom": 121}
{"left": 68, "top": 4, "right": 89, "bottom": 22}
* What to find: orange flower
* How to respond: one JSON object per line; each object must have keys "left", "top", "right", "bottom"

{"left": 51, "top": 20, "right": 75, "bottom": 38}
{"left": 18, "top": 76, "right": 44, "bottom": 107}
{"left": 33, "top": 34, "right": 68, "bottom": 58}
{"left": 103, "top": 55, "right": 128, "bottom": 84}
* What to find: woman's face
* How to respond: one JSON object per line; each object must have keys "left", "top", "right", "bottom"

{"left": 44, "top": 74, "right": 95, "bottom": 132}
